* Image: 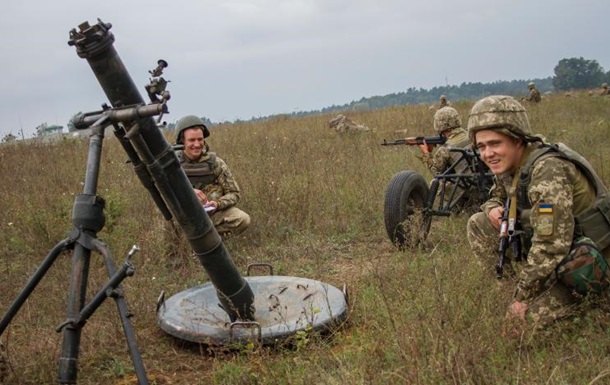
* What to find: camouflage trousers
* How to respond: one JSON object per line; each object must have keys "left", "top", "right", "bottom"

{"left": 467, "top": 211, "right": 581, "bottom": 329}
{"left": 162, "top": 206, "right": 250, "bottom": 263}
{"left": 209, "top": 206, "right": 251, "bottom": 239}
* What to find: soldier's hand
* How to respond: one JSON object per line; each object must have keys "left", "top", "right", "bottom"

{"left": 193, "top": 189, "right": 208, "bottom": 204}
{"left": 488, "top": 206, "right": 504, "bottom": 231}
{"left": 418, "top": 141, "right": 433, "bottom": 155}
{"left": 508, "top": 301, "right": 528, "bottom": 320}
{"left": 206, "top": 201, "right": 218, "bottom": 215}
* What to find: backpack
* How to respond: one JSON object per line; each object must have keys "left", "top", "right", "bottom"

{"left": 556, "top": 236, "right": 610, "bottom": 295}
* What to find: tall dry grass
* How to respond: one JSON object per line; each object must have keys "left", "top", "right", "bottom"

{"left": 1, "top": 93, "right": 610, "bottom": 384}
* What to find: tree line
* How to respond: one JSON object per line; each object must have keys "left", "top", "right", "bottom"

{"left": 248, "top": 57, "right": 609, "bottom": 122}
{"left": 4, "top": 57, "right": 607, "bottom": 143}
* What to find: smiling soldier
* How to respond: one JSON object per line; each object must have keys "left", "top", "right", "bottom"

{"left": 465, "top": 95, "right": 610, "bottom": 333}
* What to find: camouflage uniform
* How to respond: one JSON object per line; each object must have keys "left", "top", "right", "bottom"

{"left": 420, "top": 107, "right": 473, "bottom": 210}
{"left": 466, "top": 95, "right": 610, "bottom": 329}
{"left": 599, "top": 83, "right": 610, "bottom": 96}
{"left": 525, "top": 83, "right": 542, "bottom": 103}
{"left": 421, "top": 128, "right": 469, "bottom": 175}
{"left": 329, "top": 114, "right": 369, "bottom": 133}
{"left": 178, "top": 149, "right": 250, "bottom": 238}
{"left": 421, "top": 106, "right": 470, "bottom": 175}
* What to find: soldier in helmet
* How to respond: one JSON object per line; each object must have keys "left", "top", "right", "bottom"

{"left": 418, "top": 106, "right": 475, "bottom": 209}
{"left": 439, "top": 95, "right": 450, "bottom": 108}
{"left": 174, "top": 115, "right": 250, "bottom": 239}
{"left": 599, "top": 83, "right": 610, "bottom": 96}
{"left": 419, "top": 106, "right": 470, "bottom": 175}
{"left": 524, "top": 82, "right": 541, "bottom": 103}
{"left": 466, "top": 95, "right": 610, "bottom": 333}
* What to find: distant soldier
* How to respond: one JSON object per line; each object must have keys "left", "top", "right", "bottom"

{"left": 418, "top": 107, "right": 469, "bottom": 175}
{"left": 439, "top": 95, "right": 450, "bottom": 108}
{"left": 524, "top": 82, "right": 541, "bottom": 103}
{"left": 329, "top": 114, "right": 369, "bottom": 133}
{"left": 418, "top": 107, "right": 477, "bottom": 209}
{"left": 599, "top": 83, "right": 610, "bottom": 96}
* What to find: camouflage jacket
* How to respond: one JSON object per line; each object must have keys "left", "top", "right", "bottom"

{"left": 178, "top": 150, "right": 242, "bottom": 211}
{"left": 481, "top": 143, "right": 596, "bottom": 301}
{"left": 422, "top": 128, "right": 470, "bottom": 175}
{"left": 526, "top": 88, "right": 542, "bottom": 103}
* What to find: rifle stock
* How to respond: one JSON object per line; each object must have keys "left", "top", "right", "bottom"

{"left": 381, "top": 135, "right": 446, "bottom": 146}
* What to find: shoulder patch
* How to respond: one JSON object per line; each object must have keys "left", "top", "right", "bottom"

{"left": 534, "top": 202, "right": 554, "bottom": 236}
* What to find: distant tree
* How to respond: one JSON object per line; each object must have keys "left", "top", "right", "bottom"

{"left": 200, "top": 116, "right": 213, "bottom": 127}
{"left": 67, "top": 112, "right": 82, "bottom": 132}
{"left": 1, "top": 133, "right": 17, "bottom": 143}
{"left": 552, "top": 57, "right": 606, "bottom": 91}
{"left": 35, "top": 122, "right": 49, "bottom": 137}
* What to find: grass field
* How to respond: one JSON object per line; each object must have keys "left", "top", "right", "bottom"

{"left": 1, "top": 93, "right": 610, "bottom": 384}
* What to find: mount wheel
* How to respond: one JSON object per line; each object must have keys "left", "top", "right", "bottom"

{"left": 384, "top": 170, "right": 431, "bottom": 249}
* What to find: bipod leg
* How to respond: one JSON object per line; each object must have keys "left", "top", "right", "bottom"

{"left": 0, "top": 237, "right": 73, "bottom": 336}
{"left": 94, "top": 241, "right": 148, "bottom": 385}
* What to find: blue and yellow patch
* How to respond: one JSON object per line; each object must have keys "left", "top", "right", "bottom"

{"left": 538, "top": 203, "right": 553, "bottom": 213}
{"left": 535, "top": 202, "right": 554, "bottom": 236}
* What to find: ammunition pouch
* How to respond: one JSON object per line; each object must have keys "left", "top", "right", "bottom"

{"left": 557, "top": 236, "right": 610, "bottom": 295}
{"left": 575, "top": 194, "right": 610, "bottom": 250}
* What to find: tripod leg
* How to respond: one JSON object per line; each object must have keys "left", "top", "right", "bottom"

{"left": 94, "top": 240, "right": 149, "bottom": 385}
{"left": 0, "top": 238, "right": 71, "bottom": 335}
{"left": 58, "top": 242, "right": 91, "bottom": 384}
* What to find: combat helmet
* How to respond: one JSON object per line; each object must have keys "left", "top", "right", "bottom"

{"left": 528, "top": 82, "right": 535, "bottom": 89}
{"left": 467, "top": 95, "right": 531, "bottom": 142}
{"left": 433, "top": 106, "right": 461, "bottom": 133}
{"left": 175, "top": 115, "right": 210, "bottom": 144}
{"left": 602, "top": 83, "right": 609, "bottom": 89}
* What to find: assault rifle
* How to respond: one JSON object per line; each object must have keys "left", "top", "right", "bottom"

{"left": 496, "top": 196, "right": 523, "bottom": 278}
{"left": 381, "top": 135, "right": 447, "bottom": 146}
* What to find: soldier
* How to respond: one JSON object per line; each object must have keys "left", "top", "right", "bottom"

{"left": 328, "top": 114, "right": 369, "bottom": 133}
{"left": 439, "top": 95, "right": 450, "bottom": 108}
{"left": 418, "top": 106, "right": 476, "bottom": 210}
{"left": 524, "top": 82, "right": 541, "bottom": 103}
{"left": 466, "top": 95, "right": 610, "bottom": 332}
{"left": 599, "top": 83, "right": 610, "bottom": 96}
{"left": 418, "top": 106, "right": 470, "bottom": 175}
{"left": 175, "top": 115, "right": 250, "bottom": 239}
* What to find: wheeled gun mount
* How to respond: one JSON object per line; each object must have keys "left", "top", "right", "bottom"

{"left": 68, "top": 19, "right": 255, "bottom": 322}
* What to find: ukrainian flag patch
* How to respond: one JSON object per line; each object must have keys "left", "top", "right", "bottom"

{"left": 536, "top": 202, "right": 554, "bottom": 236}
{"left": 538, "top": 203, "right": 553, "bottom": 213}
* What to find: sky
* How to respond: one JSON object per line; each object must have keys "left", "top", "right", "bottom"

{"left": 0, "top": 0, "right": 608, "bottom": 139}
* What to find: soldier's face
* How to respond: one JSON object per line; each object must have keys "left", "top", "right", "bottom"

{"left": 475, "top": 130, "right": 525, "bottom": 175}
{"left": 183, "top": 127, "right": 205, "bottom": 160}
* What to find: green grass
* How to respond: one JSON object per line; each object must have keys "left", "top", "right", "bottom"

{"left": 1, "top": 93, "right": 610, "bottom": 384}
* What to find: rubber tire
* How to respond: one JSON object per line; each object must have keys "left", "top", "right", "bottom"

{"left": 384, "top": 170, "right": 431, "bottom": 249}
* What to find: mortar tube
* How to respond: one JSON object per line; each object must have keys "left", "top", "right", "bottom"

{"left": 68, "top": 20, "right": 255, "bottom": 321}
